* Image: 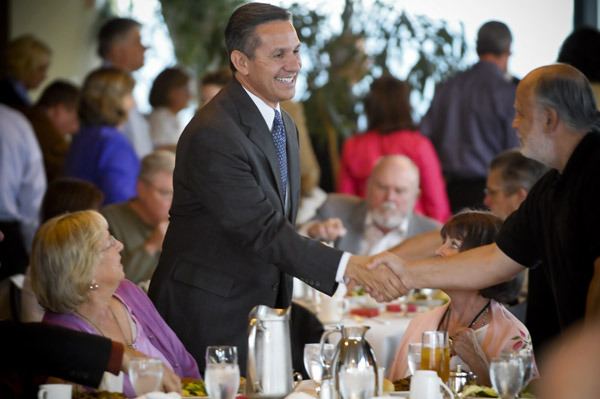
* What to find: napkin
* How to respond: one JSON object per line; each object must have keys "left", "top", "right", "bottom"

{"left": 140, "top": 392, "right": 181, "bottom": 399}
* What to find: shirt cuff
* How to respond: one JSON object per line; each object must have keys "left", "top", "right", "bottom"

{"left": 107, "top": 341, "right": 124, "bottom": 375}
{"left": 335, "top": 252, "right": 352, "bottom": 283}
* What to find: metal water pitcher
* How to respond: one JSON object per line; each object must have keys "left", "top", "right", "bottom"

{"left": 320, "top": 325, "right": 378, "bottom": 396}
{"left": 246, "top": 305, "right": 294, "bottom": 399}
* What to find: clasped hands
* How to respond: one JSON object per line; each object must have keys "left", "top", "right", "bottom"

{"left": 344, "top": 251, "right": 411, "bottom": 302}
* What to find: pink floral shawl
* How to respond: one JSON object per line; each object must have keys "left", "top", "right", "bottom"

{"left": 387, "top": 300, "right": 537, "bottom": 380}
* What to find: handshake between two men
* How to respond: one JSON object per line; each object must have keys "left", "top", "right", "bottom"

{"left": 305, "top": 216, "right": 415, "bottom": 303}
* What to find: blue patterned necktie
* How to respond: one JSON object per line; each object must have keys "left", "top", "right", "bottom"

{"left": 272, "top": 109, "right": 288, "bottom": 195}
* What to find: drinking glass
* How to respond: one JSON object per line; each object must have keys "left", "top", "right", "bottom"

{"left": 407, "top": 343, "right": 422, "bottom": 375}
{"left": 304, "top": 343, "right": 335, "bottom": 383}
{"left": 489, "top": 356, "right": 524, "bottom": 399}
{"left": 420, "top": 331, "right": 450, "bottom": 382}
{"left": 338, "top": 365, "right": 375, "bottom": 399}
{"left": 128, "top": 358, "right": 163, "bottom": 395}
{"left": 516, "top": 348, "right": 534, "bottom": 388}
{"left": 205, "top": 346, "right": 240, "bottom": 399}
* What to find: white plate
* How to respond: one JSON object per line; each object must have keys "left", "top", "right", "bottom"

{"left": 389, "top": 391, "right": 410, "bottom": 397}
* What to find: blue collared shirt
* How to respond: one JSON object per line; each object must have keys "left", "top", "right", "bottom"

{"left": 0, "top": 105, "right": 46, "bottom": 249}
{"left": 421, "top": 61, "right": 520, "bottom": 178}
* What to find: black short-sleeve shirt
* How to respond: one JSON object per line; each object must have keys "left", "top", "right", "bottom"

{"left": 496, "top": 132, "right": 600, "bottom": 329}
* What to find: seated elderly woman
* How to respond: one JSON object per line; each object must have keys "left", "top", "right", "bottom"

{"left": 30, "top": 210, "right": 199, "bottom": 396}
{"left": 388, "top": 210, "right": 536, "bottom": 385}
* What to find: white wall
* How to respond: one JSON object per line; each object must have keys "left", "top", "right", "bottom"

{"left": 10, "top": 0, "right": 102, "bottom": 100}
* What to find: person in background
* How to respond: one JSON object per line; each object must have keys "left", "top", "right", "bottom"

{"left": 21, "top": 177, "right": 105, "bottom": 323}
{"left": 102, "top": 150, "right": 175, "bottom": 285}
{"left": 557, "top": 26, "right": 600, "bottom": 107}
{"left": 97, "top": 17, "right": 152, "bottom": 158}
{"left": 31, "top": 210, "right": 199, "bottom": 397}
{"left": 65, "top": 67, "right": 140, "bottom": 205}
{"left": 421, "top": 21, "right": 518, "bottom": 213}
{"left": 388, "top": 211, "right": 535, "bottom": 385}
{"left": 0, "top": 34, "right": 51, "bottom": 110}
{"left": 24, "top": 80, "right": 80, "bottom": 182}
{"left": 198, "top": 67, "right": 232, "bottom": 107}
{"left": 0, "top": 104, "right": 46, "bottom": 281}
{"left": 148, "top": 67, "right": 192, "bottom": 151}
{"left": 339, "top": 75, "right": 449, "bottom": 223}
{"left": 306, "top": 155, "right": 439, "bottom": 255}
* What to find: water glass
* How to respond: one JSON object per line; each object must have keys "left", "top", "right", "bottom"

{"left": 205, "top": 346, "right": 240, "bottom": 399}
{"left": 128, "top": 358, "right": 163, "bottom": 395}
{"left": 407, "top": 342, "right": 422, "bottom": 375}
{"left": 489, "top": 356, "right": 524, "bottom": 399}
{"left": 516, "top": 348, "right": 534, "bottom": 388}
{"left": 338, "top": 365, "right": 375, "bottom": 399}
{"left": 304, "top": 343, "right": 335, "bottom": 382}
{"left": 420, "top": 331, "right": 450, "bottom": 382}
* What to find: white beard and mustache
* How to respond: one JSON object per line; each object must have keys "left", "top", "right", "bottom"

{"left": 371, "top": 201, "right": 408, "bottom": 230}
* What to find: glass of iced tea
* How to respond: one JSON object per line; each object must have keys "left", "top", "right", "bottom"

{"left": 420, "top": 331, "right": 450, "bottom": 382}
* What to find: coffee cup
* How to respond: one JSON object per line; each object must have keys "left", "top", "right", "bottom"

{"left": 409, "top": 370, "right": 454, "bottom": 399}
{"left": 37, "top": 384, "right": 72, "bottom": 399}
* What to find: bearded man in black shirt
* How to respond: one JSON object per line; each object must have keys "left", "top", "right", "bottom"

{"left": 371, "top": 63, "right": 600, "bottom": 331}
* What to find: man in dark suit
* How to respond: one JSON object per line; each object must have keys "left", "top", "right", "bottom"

{"left": 148, "top": 3, "right": 402, "bottom": 374}
{"left": 304, "top": 155, "right": 440, "bottom": 254}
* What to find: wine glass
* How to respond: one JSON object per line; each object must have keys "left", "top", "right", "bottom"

{"left": 304, "top": 343, "right": 335, "bottom": 383}
{"left": 489, "top": 356, "right": 524, "bottom": 399}
{"left": 205, "top": 346, "right": 240, "bottom": 399}
{"left": 338, "top": 365, "right": 375, "bottom": 399}
{"left": 407, "top": 343, "right": 422, "bottom": 375}
{"left": 128, "top": 358, "right": 164, "bottom": 395}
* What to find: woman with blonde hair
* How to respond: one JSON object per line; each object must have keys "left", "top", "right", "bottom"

{"left": 65, "top": 67, "right": 140, "bottom": 205}
{"left": 30, "top": 210, "right": 199, "bottom": 396}
{"left": 0, "top": 34, "right": 51, "bottom": 109}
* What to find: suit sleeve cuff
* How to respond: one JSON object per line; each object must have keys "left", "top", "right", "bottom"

{"left": 107, "top": 341, "right": 124, "bottom": 375}
{"left": 335, "top": 252, "right": 352, "bottom": 283}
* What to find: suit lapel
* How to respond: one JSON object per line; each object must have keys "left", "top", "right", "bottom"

{"left": 339, "top": 201, "right": 368, "bottom": 253}
{"left": 282, "top": 110, "right": 299, "bottom": 222}
{"left": 227, "top": 80, "right": 286, "bottom": 209}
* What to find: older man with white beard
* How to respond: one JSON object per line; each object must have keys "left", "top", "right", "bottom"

{"left": 304, "top": 155, "right": 440, "bottom": 255}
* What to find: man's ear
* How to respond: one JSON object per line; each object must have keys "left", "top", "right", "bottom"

{"left": 544, "top": 107, "right": 560, "bottom": 133}
{"left": 230, "top": 50, "right": 249, "bottom": 75}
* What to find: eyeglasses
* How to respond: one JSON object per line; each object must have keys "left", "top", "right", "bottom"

{"left": 101, "top": 234, "right": 118, "bottom": 252}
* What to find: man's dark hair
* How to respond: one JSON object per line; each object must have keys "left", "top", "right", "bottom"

{"left": 557, "top": 27, "right": 600, "bottom": 82}
{"left": 224, "top": 2, "right": 291, "bottom": 71}
{"left": 97, "top": 17, "right": 141, "bottom": 58}
{"left": 476, "top": 21, "right": 512, "bottom": 56}
{"left": 490, "top": 150, "right": 548, "bottom": 194}
{"left": 149, "top": 67, "right": 190, "bottom": 108}
{"left": 36, "top": 80, "right": 80, "bottom": 109}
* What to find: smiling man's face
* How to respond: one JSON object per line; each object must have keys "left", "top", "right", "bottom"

{"left": 234, "top": 20, "right": 301, "bottom": 108}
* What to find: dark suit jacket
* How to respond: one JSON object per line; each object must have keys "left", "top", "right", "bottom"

{"left": 0, "top": 78, "right": 29, "bottom": 110}
{"left": 148, "top": 79, "right": 342, "bottom": 374}
{"left": 313, "top": 194, "right": 440, "bottom": 253}
{"left": 0, "top": 321, "right": 119, "bottom": 398}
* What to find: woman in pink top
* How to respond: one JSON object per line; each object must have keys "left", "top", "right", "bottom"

{"left": 388, "top": 211, "right": 536, "bottom": 385}
{"left": 338, "top": 76, "right": 450, "bottom": 222}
